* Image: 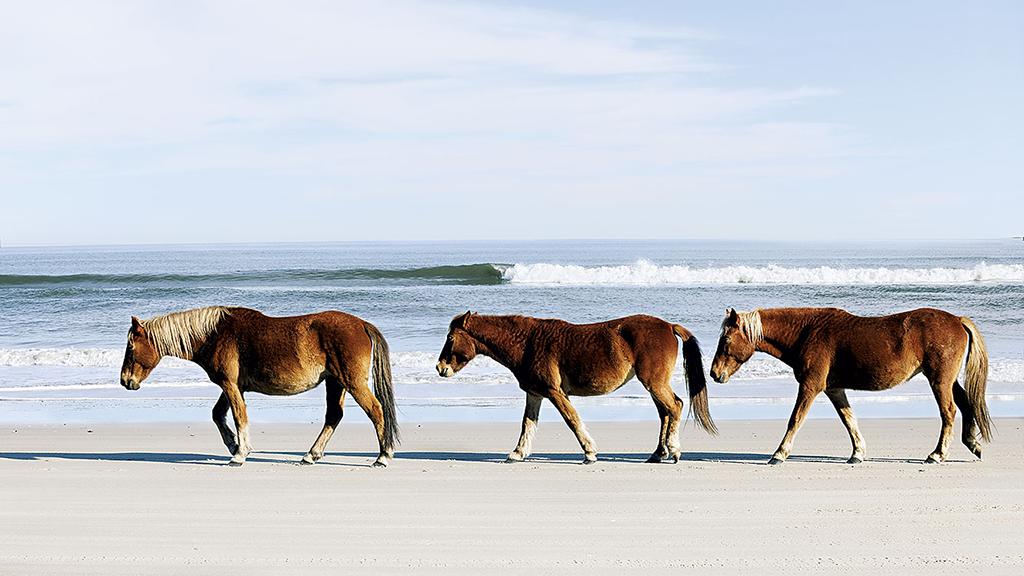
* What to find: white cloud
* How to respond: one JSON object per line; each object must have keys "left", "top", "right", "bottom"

{"left": 0, "top": 1, "right": 877, "bottom": 243}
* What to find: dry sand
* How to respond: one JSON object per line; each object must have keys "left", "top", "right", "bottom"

{"left": 1, "top": 417, "right": 1023, "bottom": 575}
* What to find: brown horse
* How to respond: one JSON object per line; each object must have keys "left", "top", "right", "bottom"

{"left": 709, "top": 307, "right": 991, "bottom": 465}
{"left": 119, "top": 306, "right": 399, "bottom": 467}
{"left": 435, "top": 312, "right": 716, "bottom": 464}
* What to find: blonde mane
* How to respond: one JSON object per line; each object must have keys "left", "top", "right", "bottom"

{"left": 141, "top": 306, "right": 229, "bottom": 359}
{"left": 724, "top": 309, "right": 763, "bottom": 343}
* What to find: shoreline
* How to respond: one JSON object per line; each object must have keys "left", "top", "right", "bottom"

{"left": 2, "top": 418, "right": 1022, "bottom": 574}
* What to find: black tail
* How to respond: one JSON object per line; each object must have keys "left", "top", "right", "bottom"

{"left": 674, "top": 324, "right": 717, "bottom": 435}
{"left": 365, "top": 323, "right": 400, "bottom": 452}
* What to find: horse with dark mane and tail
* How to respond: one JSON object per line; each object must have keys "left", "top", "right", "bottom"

{"left": 436, "top": 312, "right": 716, "bottom": 464}
{"left": 710, "top": 307, "right": 991, "bottom": 465}
{"left": 119, "top": 307, "right": 399, "bottom": 466}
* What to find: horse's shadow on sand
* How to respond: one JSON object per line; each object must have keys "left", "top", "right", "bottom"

{"left": 0, "top": 450, "right": 946, "bottom": 466}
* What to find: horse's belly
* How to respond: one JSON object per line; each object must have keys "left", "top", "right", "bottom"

{"left": 829, "top": 365, "right": 920, "bottom": 391}
{"left": 560, "top": 367, "right": 635, "bottom": 396}
{"left": 241, "top": 367, "right": 327, "bottom": 396}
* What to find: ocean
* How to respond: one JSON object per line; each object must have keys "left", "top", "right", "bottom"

{"left": 1, "top": 240, "right": 1022, "bottom": 426}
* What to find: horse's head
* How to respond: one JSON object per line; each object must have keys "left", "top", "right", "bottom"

{"left": 120, "top": 316, "right": 160, "bottom": 390}
{"left": 436, "top": 311, "right": 478, "bottom": 377}
{"left": 710, "top": 309, "right": 756, "bottom": 383}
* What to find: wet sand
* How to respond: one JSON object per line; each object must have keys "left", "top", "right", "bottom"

{"left": 1, "top": 417, "right": 1023, "bottom": 574}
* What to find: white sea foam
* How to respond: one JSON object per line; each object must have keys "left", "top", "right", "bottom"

{"left": 0, "top": 349, "right": 505, "bottom": 371}
{"left": 3, "top": 349, "right": 1023, "bottom": 384}
{"left": 502, "top": 260, "right": 1024, "bottom": 285}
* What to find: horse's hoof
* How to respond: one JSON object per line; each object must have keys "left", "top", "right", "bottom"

{"left": 768, "top": 457, "right": 784, "bottom": 466}
{"left": 371, "top": 461, "right": 387, "bottom": 468}
{"left": 299, "top": 457, "right": 316, "bottom": 466}
{"left": 503, "top": 457, "right": 522, "bottom": 464}
{"left": 645, "top": 456, "right": 662, "bottom": 464}
{"left": 924, "top": 456, "right": 941, "bottom": 464}
{"left": 228, "top": 459, "right": 244, "bottom": 467}
{"left": 971, "top": 447, "right": 982, "bottom": 459}
{"left": 847, "top": 457, "right": 863, "bottom": 465}
{"left": 582, "top": 458, "right": 597, "bottom": 465}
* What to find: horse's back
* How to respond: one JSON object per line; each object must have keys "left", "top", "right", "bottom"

{"left": 230, "top": 308, "right": 369, "bottom": 341}
{"left": 537, "top": 314, "right": 676, "bottom": 356}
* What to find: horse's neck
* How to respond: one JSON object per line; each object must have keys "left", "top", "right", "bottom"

{"left": 756, "top": 309, "right": 817, "bottom": 362}
{"left": 467, "top": 316, "right": 528, "bottom": 368}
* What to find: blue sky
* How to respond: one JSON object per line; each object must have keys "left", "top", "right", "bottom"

{"left": 1, "top": 1, "right": 1021, "bottom": 245}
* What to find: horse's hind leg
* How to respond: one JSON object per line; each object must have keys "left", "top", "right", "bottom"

{"left": 506, "top": 393, "right": 542, "bottom": 463}
{"left": 212, "top": 391, "right": 238, "bottom": 455}
{"left": 547, "top": 390, "right": 597, "bottom": 464}
{"left": 347, "top": 378, "right": 390, "bottom": 467}
{"left": 645, "top": 384, "right": 683, "bottom": 463}
{"left": 302, "top": 377, "right": 346, "bottom": 465}
{"left": 952, "top": 381, "right": 982, "bottom": 459}
{"left": 825, "top": 389, "right": 866, "bottom": 464}
{"left": 925, "top": 371, "right": 958, "bottom": 464}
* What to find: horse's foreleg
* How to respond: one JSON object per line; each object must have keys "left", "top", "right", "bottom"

{"left": 952, "top": 382, "right": 982, "bottom": 459}
{"left": 547, "top": 391, "right": 597, "bottom": 464}
{"left": 770, "top": 385, "right": 820, "bottom": 465}
{"left": 348, "top": 381, "right": 390, "bottom": 467}
{"left": 825, "top": 389, "right": 866, "bottom": 464}
{"left": 926, "top": 376, "right": 958, "bottom": 464}
{"left": 212, "top": 392, "right": 238, "bottom": 455}
{"left": 302, "top": 379, "right": 346, "bottom": 465}
{"left": 506, "top": 393, "right": 542, "bottom": 463}
{"left": 221, "top": 382, "right": 251, "bottom": 466}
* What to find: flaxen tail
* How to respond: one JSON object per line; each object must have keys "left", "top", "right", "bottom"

{"left": 673, "top": 324, "right": 717, "bottom": 435}
{"left": 365, "top": 323, "right": 400, "bottom": 452}
{"left": 960, "top": 317, "right": 992, "bottom": 442}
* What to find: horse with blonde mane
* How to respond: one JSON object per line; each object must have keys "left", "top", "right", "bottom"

{"left": 710, "top": 307, "right": 991, "bottom": 465}
{"left": 436, "top": 312, "right": 716, "bottom": 464}
{"left": 119, "top": 307, "right": 399, "bottom": 466}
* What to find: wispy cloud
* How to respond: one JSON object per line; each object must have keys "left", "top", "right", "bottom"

{"left": 0, "top": 1, "right": 833, "bottom": 152}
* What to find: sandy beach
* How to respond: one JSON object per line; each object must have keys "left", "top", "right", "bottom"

{"left": 1, "top": 417, "right": 1022, "bottom": 575}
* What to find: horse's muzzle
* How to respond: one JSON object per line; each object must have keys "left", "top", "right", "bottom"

{"left": 710, "top": 369, "right": 729, "bottom": 384}
{"left": 121, "top": 377, "right": 139, "bottom": 390}
{"left": 436, "top": 363, "right": 455, "bottom": 378}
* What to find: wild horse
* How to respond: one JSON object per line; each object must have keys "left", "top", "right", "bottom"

{"left": 436, "top": 312, "right": 716, "bottom": 464}
{"left": 710, "top": 307, "right": 991, "bottom": 465}
{"left": 120, "top": 307, "right": 399, "bottom": 466}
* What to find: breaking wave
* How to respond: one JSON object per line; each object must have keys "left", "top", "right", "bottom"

{"left": 502, "top": 261, "right": 1024, "bottom": 285}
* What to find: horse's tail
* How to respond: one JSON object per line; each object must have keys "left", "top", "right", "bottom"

{"left": 364, "top": 322, "right": 400, "bottom": 452}
{"left": 960, "top": 317, "right": 992, "bottom": 442}
{"left": 673, "top": 324, "right": 717, "bottom": 435}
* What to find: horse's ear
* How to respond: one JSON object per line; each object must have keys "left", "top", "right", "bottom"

{"left": 130, "top": 316, "right": 146, "bottom": 336}
{"left": 454, "top": 311, "right": 471, "bottom": 329}
{"left": 726, "top": 309, "right": 739, "bottom": 324}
